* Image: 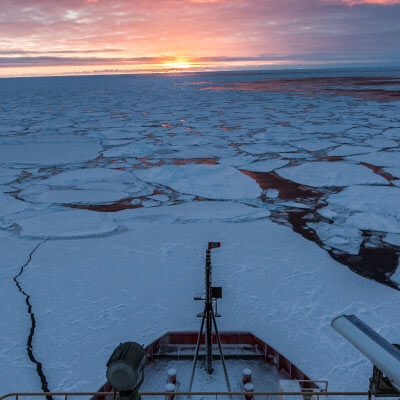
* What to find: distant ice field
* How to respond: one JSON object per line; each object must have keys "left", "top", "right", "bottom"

{"left": 0, "top": 69, "right": 399, "bottom": 395}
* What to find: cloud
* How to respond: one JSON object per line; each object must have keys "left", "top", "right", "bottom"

{"left": 334, "top": 0, "right": 400, "bottom": 4}
{"left": 0, "top": 0, "right": 398, "bottom": 77}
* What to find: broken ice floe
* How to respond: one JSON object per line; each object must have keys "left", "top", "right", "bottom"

{"left": 0, "top": 167, "right": 22, "bottom": 183}
{"left": 12, "top": 209, "right": 118, "bottom": 239}
{"left": 114, "top": 201, "right": 270, "bottom": 223}
{"left": 0, "top": 139, "right": 101, "bottom": 166}
{"left": 239, "top": 158, "right": 288, "bottom": 172}
{"left": 0, "top": 196, "right": 29, "bottom": 217}
{"left": 384, "top": 233, "right": 400, "bottom": 247}
{"left": 18, "top": 168, "right": 154, "bottom": 204}
{"left": 320, "top": 186, "right": 400, "bottom": 233}
{"left": 327, "top": 145, "right": 374, "bottom": 157}
{"left": 134, "top": 164, "right": 262, "bottom": 199}
{"left": 346, "top": 151, "right": 400, "bottom": 167}
{"left": 276, "top": 161, "right": 388, "bottom": 187}
{"left": 308, "top": 222, "right": 363, "bottom": 254}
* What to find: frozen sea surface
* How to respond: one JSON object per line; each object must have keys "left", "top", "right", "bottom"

{"left": 0, "top": 69, "right": 399, "bottom": 396}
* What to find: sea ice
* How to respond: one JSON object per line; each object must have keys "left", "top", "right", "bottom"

{"left": 239, "top": 158, "right": 288, "bottom": 172}
{"left": 8, "top": 221, "right": 400, "bottom": 395}
{"left": 35, "top": 168, "right": 138, "bottom": 186}
{"left": 278, "top": 152, "right": 309, "bottom": 159}
{"left": 346, "top": 212, "right": 400, "bottom": 234}
{"left": 383, "top": 233, "right": 400, "bottom": 246}
{"left": 364, "top": 138, "right": 398, "bottom": 148}
{"left": 0, "top": 139, "right": 101, "bottom": 166}
{"left": 240, "top": 144, "right": 296, "bottom": 154}
{"left": 0, "top": 196, "right": 29, "bottom": 217}
{"left": 346, "top": 151, "right": 400, "bottom": 167}
{"left": 20, "top": 189, "right": 130, "bottom": 205}
{"left": 293, "top": 139, "right": 336, "bottom": 151}
{"left": 115, "top": 201, "right": 270, "bottom": 223}
{"left": 325, "top": 185, "right": 400, "bottom": 216}
{"left": 276, "top": 162, "right": 387, "bottom": 187}
{"left": 21, "top": 168, "right": 154, "bottom": 203}
{"left": 134, "top": 164, "right": 262, "bottom": 200}
{"left": 308, "top": 222, "right": 363, "bottom": 254}
{"left": 12, "top": 209, "right": 118, "bottom": 238}
{"left": 218, "top": 154, "right": 257, "bottom": 166}
{"left": 0, "top": 167, "right": 22, "bottom": 183}
{"left": 327, "top": 145, "right": 374, "bottom": 157}
{"left": 383, "top": 167, "right": 400, "bottom": 178}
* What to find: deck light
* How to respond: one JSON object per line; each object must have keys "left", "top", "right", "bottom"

{"left": 106, "top": 342, "right": 146, "bottom": 400}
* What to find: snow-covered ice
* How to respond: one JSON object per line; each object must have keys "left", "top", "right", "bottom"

{"left": 239, "top": 158, "right": 288, "bottom": 172}
{"left": 327, "top": 145, "right": 374, "bottom": 157}
{"left": 308, "top": 222, "right": 363, "bottom": 254}
{"left": 276, "top": 161, "right": 388, "bottom": 187}
{"left": 0, "top": 71, "right": 400, "bottom": 398}
{"left": 2, "top": 221, "right": 400, "bottom": 395}
{"left": 384, "top": 233, "right": 400, "bottom": 246}
{"left": 135, "top": 164, "right": 262, "bottom": 200}
{"left": 0, "top": 167, "right": 22, "bottom": 183}
{"left": 114, "top": 201, "right": 270, "bottom": 223}
{"left": 324, "top": 185, "right": 400, "bottom": 216}
{"left": 12, "top": 209, "right": 118, "bottom": 238}
{"left": 0, "top": 139, "right": 101, "bottom": 166}
{"left": 346, "top": 151, "right": 400, "bottom": 167}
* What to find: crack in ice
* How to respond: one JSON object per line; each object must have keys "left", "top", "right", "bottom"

{"left": 12, "top": 238, "right": 53, "bottom": 400}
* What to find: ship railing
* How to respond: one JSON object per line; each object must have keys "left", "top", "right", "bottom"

{"left": 0, "top": 391, "right": 375, "bottom": 400}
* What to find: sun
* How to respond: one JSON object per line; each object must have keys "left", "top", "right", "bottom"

{"left": 160, "top": 58, "right": 194, "bottom": 71}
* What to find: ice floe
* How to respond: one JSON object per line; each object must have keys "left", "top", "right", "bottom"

{"left": 293, "top": 139, "right": 336, "bottom": 151}
{"left": 327, "top": 145, "right": 374, "bottom": 157}
{"left": 384, "top": 233, "right": 400, "bottom": 246}
{"left": 0, "top": 139, "right": 101, "bottom": 166}
{"left": 276, "top": 161, "right": 388, "bottom": 187}
{"left": 10, "top": 221, "right": 400, "bottom": 395}
{"left": 12, "top": 209, "right": 118, "bottom": 238}
{"left": 240, "top": 143, "right": 296, "bottom": 154}
{"left": 0, "top": 167, "right": 22, "bottom": 183}
{"left": 308, "top": 222, "right": 363, "bottom": 254}
{"left": 239, "top": 158, "right": 288, "bottom": 172}
{"left": 0, "top": 196, "right": 29, "bottom": 217}
{"left": 325, "top": 185, "right": 400, "bottom": 216}
{"left": 134, "top": 164, "right": 262, "bottom": 199}
{"left": 346, "top": 151, "right": 400, "bottom": 167}
{"left": 115, "top": 201, "right": 270, "bottom": 223}
{"left": 20, "top": 188, "right": 130, "bottom": 205}
{"left": 320, "top": 186, "right": 400, "bottom": 233}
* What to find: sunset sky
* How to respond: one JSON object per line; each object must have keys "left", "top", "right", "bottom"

{"left": 0, "top": 0, "right": 399, "bottom": 77}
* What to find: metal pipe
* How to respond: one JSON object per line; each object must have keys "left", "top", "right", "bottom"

{"left": 188, "top": 308, "right": 206, "bottom": 393}
{"left": 332, "top": 315, "right": 400, "bottom": 391}
{"left": 211, "top": 307, "right": 231, "bottom": 393}
{"left": 0, "top": 391, "right": 372, "bottom": 400}
{"left": 205, "top": 250, "right": 213, "bottom": 374}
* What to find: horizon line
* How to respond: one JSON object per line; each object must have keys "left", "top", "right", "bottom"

{"left": 1, "top": 63, "right": 400, "bottom": 80}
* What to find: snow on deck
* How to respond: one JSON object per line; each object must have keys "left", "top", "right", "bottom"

{"left": 141, "top": 358, "right": 281, "bottom": 395}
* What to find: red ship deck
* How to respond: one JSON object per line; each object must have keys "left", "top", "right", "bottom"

{"left": 93, "top": 331, "right": 318, "bottom": 399}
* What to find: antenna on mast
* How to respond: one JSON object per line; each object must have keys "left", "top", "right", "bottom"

{"left": 188, "top": 242, "right": 231, "bottom": 394}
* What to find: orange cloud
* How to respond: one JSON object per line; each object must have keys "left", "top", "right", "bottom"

{"left": 0, "top": 0, "right": 399, "bottom": 77}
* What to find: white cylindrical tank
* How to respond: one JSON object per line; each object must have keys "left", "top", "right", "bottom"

{"left": 167, "top": 368, "right": 177, "bottom": 384}
{"left": 165, "top": 383, "right": 175, "bottom": 400}
{"left": 331, "top": 314, "right": 400, "bottom": 390}
{"left": 242, "top": 368, "right": 252, "bottom": 384}
{"left": 244, "top": 382, "right": 254, "bottom": 400}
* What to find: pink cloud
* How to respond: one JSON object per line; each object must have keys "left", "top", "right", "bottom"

{"left": 0, "top": 0, "right": 398, "bottom": 77}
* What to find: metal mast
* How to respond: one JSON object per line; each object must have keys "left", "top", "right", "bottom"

{"left": 188, "top": 242, "right": 231, "bottom": 394}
